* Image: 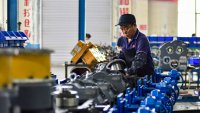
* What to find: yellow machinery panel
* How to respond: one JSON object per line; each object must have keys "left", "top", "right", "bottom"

{"left": 82, "top": 48, "right": 106, "bottom": 68}
{"left": 0, "top": 49, "right": 15, "bottom": 88}
{"left": 82, "top": 49, "right": 97, "bottom": 68}
{"left": 71, "top": 41, "right": 94, "bottom": 64}
{"left": 70, "top": 41, "right": 106, "bottom": 69}
{"left": 11, "top": 49, "right": 53, "bottom": 79}
{"left": 0, "top": 55, "right": 11, "bottom": 88}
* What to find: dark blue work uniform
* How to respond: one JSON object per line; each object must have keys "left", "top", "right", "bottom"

{"left": 118, "top": 29, "right": 154, "bottom": 77}
{"left": 117, "top": 36, "right": 126, "bottom": 47}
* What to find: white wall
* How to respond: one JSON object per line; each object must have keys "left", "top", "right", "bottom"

{"left": 0, "top": 0, "right": 7, "bottom": 30}
{"left": 0, "top": 0, "right": 2, "bottom": 29}
{"left": 148, "top": 0, "right": 177, "bottom": 36}
{"left": 132, "top": 0, "right": 148, "bottom": 35}
{"left": 86, "top": 0, "right": 112, "bottom": 45}
{"left": 42, "top": 0, "right": 79, "bottom": 65}
{"left": 178, "top": 0, "right": 195, "bottom": 37}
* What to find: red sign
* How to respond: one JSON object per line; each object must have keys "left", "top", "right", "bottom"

{"left": 23, "top": 0, "right": 31, "bottom": 37}
{"left": 120, "top": 0, "right": 129, "bottom": 5}
{"left": 139, "top": 25, "right": 147, "bottom": 30}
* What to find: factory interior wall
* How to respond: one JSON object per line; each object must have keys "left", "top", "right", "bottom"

{"left": 178, "top": 0, "right": 200, "bottom": 37}
{"left": 148, "top": 0, "right": 178, "bottom": 36}
{"left": 197, "top": 14, "right": 200, "bottom": 36}
{"left": 178, "top": 0, "right": 195, "bottom": 37}
{"left": 197, "top": 0, "right": 200, "bottom": 36}
{"left": 132, "top": 0, "right": 148, "bottom": 35}
{"left": 85, "top": 0, "right": 112, "bottom": 46}
{"left": 0, "top": 0, "right": 2, "bottom": 29}
{"left": 0, "top": 0, "right": 7, "bottom": 30}
{"left": 41, "top": 0, "right": 79, "bottom": 66}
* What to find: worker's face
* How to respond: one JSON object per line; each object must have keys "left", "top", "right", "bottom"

{"left": 85, "top": 37, "right": 89, "bottom": 40}
{"left": 120, "top": 24, "right": 137, "bottom": 39}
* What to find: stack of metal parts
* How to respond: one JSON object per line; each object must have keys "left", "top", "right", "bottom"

{"left": 0, "top": 31, "right": 28, "bottom": 48}
{"left": 96, "top": 45, "right": 118, "bottom": 61}
{"left": 53, "top": 59, "right": 127, "bottom": 112}
{"left": 104, "top": 70, "right": 181, "bottom": 113}
{"left": 0, "top": 48, "right": 54, "bottom": 113}
{"left": 70, "top": 41, "right": 106, "bottom": 69}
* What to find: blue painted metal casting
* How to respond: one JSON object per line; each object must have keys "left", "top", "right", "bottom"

{"left": 104, "top": 69, "right": 181, "bottom": 113}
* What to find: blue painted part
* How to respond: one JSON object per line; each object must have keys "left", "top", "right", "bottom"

{"left": 7, "top": 0, "right": 17, "bottom": 31}
{"left": 0, "top": 31, "right": 28, "bottom": 48}
{"left": 0, "top": 31, "right": 6, "bottom": 41}
{"left": 60, "top": 79, "right": 67, "bottom": 84}
{"left": 112, "top": 42, "right": 117, "bottom": 47}
{"left": 18, "top": 32, "right": 29, "bottom": 40}
{"left": 104, "top": 69, "right": 184, "bottom": 113}
{"left": 157, "top": 37, "right": 165, "bottom": 42}
{"left": 24, "top": 43, "right": 40, "bottom": 49}
{"left": 7, "top": 31, "right": 17, "bottom": 40}
{"left": 79, "top": 0, "right": 85, "bottom": 41}
{"left": 1, "top": 31, "right": 11, "bottom": 40}
{"left": 165, "top": 37, "right": 173, "bottom": 41}
{"left": 188, "top": 56, "right": 200, "bottom": 66}
{"left": 148, "top": 36, "right": 174, "bottom": 48}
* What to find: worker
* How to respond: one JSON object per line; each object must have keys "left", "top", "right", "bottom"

{"left": 116, "top": 14, "right": 154, "bottom": 78}
{"left": 85, "top": 33, "right": 91, "bottom": 43}
{"left": 192, "top": 33, "right": 196, "bottom": 37}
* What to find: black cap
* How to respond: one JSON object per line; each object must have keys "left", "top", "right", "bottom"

{"left": 116, "top": 14, "right": 136, "bottom": 26}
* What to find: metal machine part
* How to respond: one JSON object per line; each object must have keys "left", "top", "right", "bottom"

{"left": 170, "top": 59, "right": 179, "bottom": 69}
{"left": 56, "top": 59, "right": 127, "bottom": 111}
{"left": 55, "top": 86, "right": 79, "bottom": 108}
{"left": 0, "top": 90, "right": 10, "bottom": 113}
{"left": 159, "top": 40, "right": 188, "bottom": 71}
{"left": 61, "top": 80, "right": 106, "bottom": 104}
{"left": 91, "top": 72, "right": 126, "bottom": 94}
{"left": 95, "top": 81, "right": 116, "bottom": 103}
{"left": 163, "top": 56, "right": 171, "bottom": 64}
{"left": 106, "top": 59, "right": 126, "bottom": 72}
{"left": 13, "top": 79, "right": 54, "bottom": 113}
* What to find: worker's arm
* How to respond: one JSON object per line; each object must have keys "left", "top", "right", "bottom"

{"left": 127, "top": 36, "right": 149, "bottom": 75}
{"left": 127, "top": 52, "right": 147, "bottom": 75}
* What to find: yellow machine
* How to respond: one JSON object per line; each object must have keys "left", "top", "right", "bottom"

{"left": 0, "top": 48, "right": 54, "bottom": 113}
{"left": 82, "top": 47, "right": 106, "bottom": 68}
{"left": 70, "top": 41, "right": 106, "bottom": 69}
{"left": 71, "top": 40, "right": 94, "bottom": 64}
{"left": 11, "top": 49, "right": 53, "bottom": 79}
{"left": 0, "top": 49, "right": 13, "bottom": 88}
{"left": 0, "top": 48, "right": 53, "bottom": 86}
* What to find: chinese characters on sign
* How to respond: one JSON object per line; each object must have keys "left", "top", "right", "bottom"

{"left": 120, "top": 0, "right": 130, "bottom": 15}
{"left": 19, "top": 0, "right": 31, "bottom": 38}
{"left": 112, "top": 0, "right": 132, "bottom": 47}
{"left": 119, "top": 0, "right": 132, "bottom": 36}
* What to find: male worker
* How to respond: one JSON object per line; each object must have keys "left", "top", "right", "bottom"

{"left": 85, "top": 33, "right": 91, "bottom": 43}
{"left": 116, "top": 14, "right": 154, "bottom": 78}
